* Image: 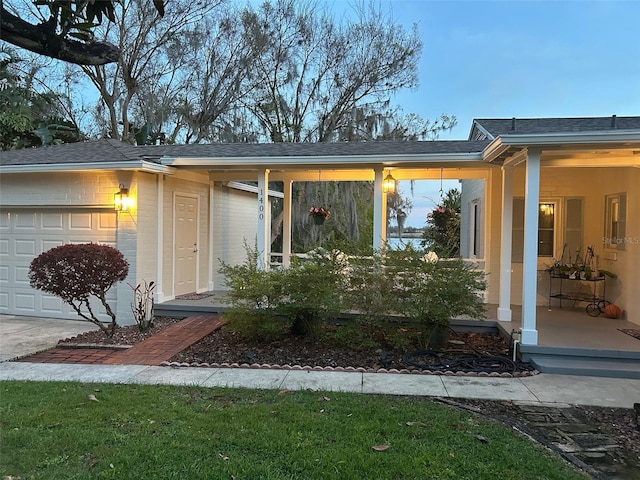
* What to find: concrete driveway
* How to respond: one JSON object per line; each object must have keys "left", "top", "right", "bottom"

{"left": 0, "top": 314, "right": 98, "bottom": 362}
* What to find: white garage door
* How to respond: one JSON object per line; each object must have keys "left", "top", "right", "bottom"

{"left": 0, "top": 209, "right": 117, "bottom": 320}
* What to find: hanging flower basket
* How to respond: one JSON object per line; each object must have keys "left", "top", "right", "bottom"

{"left": 309, "top": 207, "right": 330, "bottom": 225}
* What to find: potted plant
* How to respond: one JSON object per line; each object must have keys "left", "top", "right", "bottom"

{"left": 309, "top": 206, "right": 330, "bottom": 225}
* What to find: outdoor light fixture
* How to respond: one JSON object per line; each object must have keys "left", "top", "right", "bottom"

{"left": 114, "top": 184, "right": 130, "bottom": 211}
{"left": 383, "top": 171, "right": 396, "bottom": 193}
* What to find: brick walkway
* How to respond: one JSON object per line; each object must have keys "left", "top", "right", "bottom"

{"left": 16, "top": 315, "right": 223, "bottom": 366}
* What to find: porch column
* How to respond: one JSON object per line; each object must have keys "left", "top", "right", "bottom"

{"left": 497, "top": 166, "right": 513, "bottom": 321}
{"left": 521, "top": 148, "right": 541, "bottom": 345}
{"left": 282, "top": 179, "right": 293, "bottom": 268}
{"left": 155, "top": 174, "right": 165, "bottom": 303}
{"left": 373, "top": 167, "right": 387, "bottom": 249}
{"left": 208, "top": 178, "right": 215, "bottom": 291}
{"left": 257, "top": 169, "right": 270, "bottom": 270}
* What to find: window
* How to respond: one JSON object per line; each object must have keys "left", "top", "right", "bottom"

{"left": 537, "top": 203, "right": 555, "bottom": 257}
{"left": 470, "top": 200, "right": 480, "bottom": 257}
{"left": 513, "top": 199, "right": 559, "bottom": 261}
{"left": 511, "top": 197, "right": 583, "bottom": 263}
{"left": 605, "top": 193, "right": 626, "bottom": 250}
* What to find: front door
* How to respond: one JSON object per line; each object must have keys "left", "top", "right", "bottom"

{"left": 174, "top": 195, "right": 198, "bottom": 296}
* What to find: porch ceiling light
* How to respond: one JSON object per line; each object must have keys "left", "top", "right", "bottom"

{"left": 114, "top": 184, "right": 130, "bottom": 211}
{"left": 383, "top": 171, "right": 396, "bottom": 193}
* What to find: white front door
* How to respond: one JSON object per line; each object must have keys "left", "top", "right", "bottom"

{"left": 174, "top": 195, "right": 198, "bottom": 296}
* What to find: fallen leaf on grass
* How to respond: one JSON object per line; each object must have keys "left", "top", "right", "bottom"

{"left": 277, "top": 389, "right": 290, "bottom": 395}
{"left": 372, "top": 445, "right": 390, "bottom": 451}
{"left": 318, "top": 396, "right": 330, "bottom": 402}
{"left": 406, "top": 421, "right": 427, "bottom": 427}
{"left": 88, "top": 394, "right": 99, "bottom": 402}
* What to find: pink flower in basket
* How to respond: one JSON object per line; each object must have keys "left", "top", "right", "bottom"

{"left": 309, "top": 206, "right": 330, "bottom": 219}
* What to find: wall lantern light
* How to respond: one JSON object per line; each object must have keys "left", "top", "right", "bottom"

{"left": 114, "top": 184, "right": 130, "bottom": 211}
{"left": 382, "top": 171, "right": 396, "bottom": 194}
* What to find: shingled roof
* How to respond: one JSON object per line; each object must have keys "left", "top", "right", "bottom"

{"left": 471, "top": 115, "right": 640, "bottom": 140}
{"left": 0, "top": 138, "right": 144, "bottom": 166}
{"left": 2, "top": 115, "right": 639, "bottom": 168}
{"left": 0, "top": 139, "right": 490, "bottom": 167}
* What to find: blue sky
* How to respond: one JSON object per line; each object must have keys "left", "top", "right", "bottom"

{"left": 365, "top": 0, "right": 640, "bottom": 226}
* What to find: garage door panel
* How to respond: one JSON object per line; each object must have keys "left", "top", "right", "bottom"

{"left": 41, "top": 295, "right": 64, "bottom": 314}
{"left": 0, "top": 210, "right": 117, "bottom": 320}
{"left": 14, "top": 212, "right": 37, "bottom": 229}
{"left": 99, "top": 213, "right": 116, "bottom": 230}
{"left": 41, "top": 240, "right": 64, "bottom": 252}
{"left": 15, "top": 239, "right": 37, "bottom": 256}
{"left": 41, "top": 213, "right": 64, "bottom": 230}
{"left": 69, "top": 212, "right": 94, "bottom": 230}
{"left": 15, "top": 266, "right": 29, "bottom": 285}
{"left": 15, "top": 293, "right": 35, "bottom": 310}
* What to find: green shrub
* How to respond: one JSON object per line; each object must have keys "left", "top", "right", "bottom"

{"left": 219, "top": 246, "right": 346, "bottom": 340}
{"left": 275, "top": 250, "right": 346, "bottom": 338}
{"left": 28, "top": 243, "right": 129, "bottom": 337}
{"left": 220, "top": 242, "right": 487, "bottom": 347}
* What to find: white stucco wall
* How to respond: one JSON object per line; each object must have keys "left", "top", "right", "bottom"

{"left": 211, "top": 184, "right": 259, "bottom": 289}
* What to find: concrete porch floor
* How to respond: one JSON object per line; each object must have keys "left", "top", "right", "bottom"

{"left": 487, "top": 304, "right": 640, "bottom": 352}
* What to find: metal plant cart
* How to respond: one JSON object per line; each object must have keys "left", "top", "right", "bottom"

{"left": 548, "top": 273, "right": 609, "bottom": 317}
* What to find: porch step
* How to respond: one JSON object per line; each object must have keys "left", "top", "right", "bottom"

{"left": 522, "top": 345, "right": 640, "bottom": 379}
{"left": 529, "top": 356, "right": 640, "bottom": 379}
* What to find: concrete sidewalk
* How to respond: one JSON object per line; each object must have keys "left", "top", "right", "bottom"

{"left": 1, "top": 315, "right": 639, "bottom": 409}
{"left": 2, "top": 358, "right": 639, "bottom": 409}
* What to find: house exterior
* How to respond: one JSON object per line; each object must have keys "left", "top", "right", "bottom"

{"left": 1, "top": 116, "right": 639, "bottom": 351}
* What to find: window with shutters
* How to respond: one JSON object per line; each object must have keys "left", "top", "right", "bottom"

{"left": 511, "top": 197, "right": 582, "bottom": 263}
{"left": 604, "top": 193, "right": 626, "bottom": 251}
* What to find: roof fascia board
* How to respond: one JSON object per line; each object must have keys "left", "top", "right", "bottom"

{"left": 0, "top": 160, "right": 176, "bottom": 174}
{"left": 483, "top": 130, "right": 640, "bottom": 163}
{"left": 161, "top": 152, "right": 484, "bottom": 168}
{"left": 497, "top": 130, "right": 640, "bottom": 147}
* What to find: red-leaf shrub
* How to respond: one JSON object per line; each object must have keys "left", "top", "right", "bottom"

{"left": 29, "top": 243, "right": 129, "bottom": 336}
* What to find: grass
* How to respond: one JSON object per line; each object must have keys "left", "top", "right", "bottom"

{"left": 0, "top": 381, "right": 587, "bottom": 480}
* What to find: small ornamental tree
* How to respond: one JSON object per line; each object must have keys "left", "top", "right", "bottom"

{"left": 28, "top": 243, "right": 129, "bottom": 337}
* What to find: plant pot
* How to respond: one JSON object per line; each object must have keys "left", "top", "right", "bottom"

{"left": 313, "top": 216, "right": 325, "bottom": 225}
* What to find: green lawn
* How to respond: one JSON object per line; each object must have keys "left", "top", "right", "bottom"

{"left": 0, "top": 381, "right": 587, "bottom": 479}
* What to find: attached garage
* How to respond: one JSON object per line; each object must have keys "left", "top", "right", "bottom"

{"left": 0, "top": 209, "right": 117, "bottom": 320}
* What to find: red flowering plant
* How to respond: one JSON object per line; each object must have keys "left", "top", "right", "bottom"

{"left": 309, "top": 206, "right": 330, "bottom": 219}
